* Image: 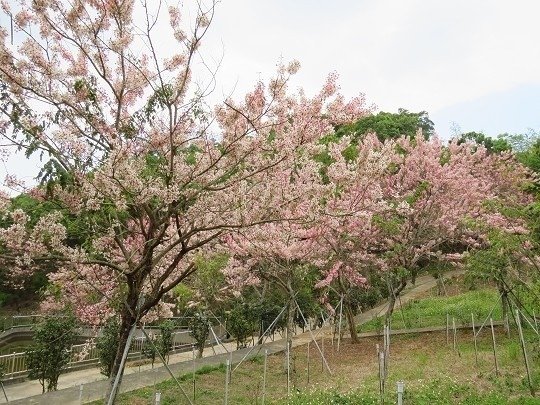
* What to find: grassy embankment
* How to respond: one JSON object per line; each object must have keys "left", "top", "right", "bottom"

{"left": 95, "top": 286, "right": 539, "bottom": 404}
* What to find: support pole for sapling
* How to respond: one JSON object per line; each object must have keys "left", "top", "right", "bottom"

{"left": 286, "top": 340, "right": 291, "bottom": 397}
{"left": 379, "top": 351, "right": 385, "bottom": 401}
{"left": 294, "top": 298, "right": 332, "bottom": 374}
{"left": 307, "top": 342, "right": 311, "bottom": 384}
{"left": 321, "top": 338, "right": 325, "bottom": 372}
{"left": 446, "top": 313, "right": 450, "bottom": 345}
{"left": 397, "top": 381, "right": 404, "bottom": 405}
{"left": 192, "top": 345, "right": 196, "bottom": 402}
{"left": 452, "top": 317, "right": 457, "bottom": 352}
{"left": 224, "top": 359, "right": 230, "bottom": 405}
{"left": 107, "top": 324, "right": 137, "bottom": 405}
{"left": 337, "top": 296, "right": 344, "bottom": 352}
{"left": 471, "top": 313, "right": 478, "bottom": 367}
{"left": 516, "top": 309, "right": 535, "bottom": 396}
{"left": 262, "top": 350, "right": 268, "bottom": 405}
{"left": 0, "top": 381, "right": 8, "bottom": 403}
{"left": 490, "top": 318, "right": 499, "bottom": 376}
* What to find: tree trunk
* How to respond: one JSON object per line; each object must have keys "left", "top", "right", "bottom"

{"left": 436, "top": 275, "right": 446, "bottom": 296}
{"left": 104, "top": 306, "right": 136, "bottom": 404}
{"left": 498, "top": 281, "right": 510, "bottom": 337}
{"left": 345, "top": 300, "right": 359, "bottom": 343}
{"left": 257, "top": 319, "right": 264, "bottom": 345}
{"left": 285, "top": 279, "right": 296, "bottom": 382}
{"left": 385, "top": 279, "right": 407, "bottom": 327}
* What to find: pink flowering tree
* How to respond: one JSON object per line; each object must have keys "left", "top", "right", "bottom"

{"left": 0, "top": 1, "right": 369, "bottom": 399}
{"left": 377, "top": 137, "right": 531, "bottom": 323}
{"left": 311, "top": 134, "right": 394, "bottom": 341}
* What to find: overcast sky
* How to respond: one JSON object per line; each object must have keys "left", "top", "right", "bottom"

{"left": 202, "top": 0, "right": 540, "bottom": 138}
{"left": 2, "top": 0, "right": 540, "bottom": 189}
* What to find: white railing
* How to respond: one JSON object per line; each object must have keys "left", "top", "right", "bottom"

{"left": 0, "top": 330, "right": 206, "bottom": 379}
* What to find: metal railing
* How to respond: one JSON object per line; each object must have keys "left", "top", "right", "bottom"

{"left": 0, "top": 330, "right": 207, "bottom": 379}
{"left": 0, "top": 315, "right": 48, "bottom": 332}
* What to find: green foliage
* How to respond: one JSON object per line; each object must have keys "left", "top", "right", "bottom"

{"left": 334, "top": 109, "right": 434, "bottom": 142}
{"left": 142, "top": 320, "right": 176, "bottom": 366}
{"left": 458, "top": 131, "right": 512, "bottom": 153}
{"left": 141, "top": 336, "right": 157, "bottom": 367}
{"left": 172, "top": 284, "right": 195, "bottom": 311}
{"left": 359, "top": 289, "right": 501, "bottom": 332}
{"left": 157, "top": 320, "right": 175, "bottom": 362}
{"left": 26, "top": 315, "right": 77, "bottom": 392}
{"left": 96, "top": 317, "right": 120, "bottom": 377}
{"left": 173, "top": 253, "right": 228, "bottom": 313}
{"left": 227, "top": 302, "right": 258, "bottom": 349}
{"left": 189, "top": 313, "right": 210, "bottom": 358}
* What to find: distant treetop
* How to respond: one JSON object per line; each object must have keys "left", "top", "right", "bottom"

{"left": 333, "top": 108, "right": 434, "bottom": 142}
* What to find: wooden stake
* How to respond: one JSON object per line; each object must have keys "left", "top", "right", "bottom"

{"left": 516, "top": 309, "right": 535, "bottom": 396}
{"left": 490, "top": 318, "right": 499, "bottom": 377}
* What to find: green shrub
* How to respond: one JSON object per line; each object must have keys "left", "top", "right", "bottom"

{"left": 189, "top": 313, "right": 210, "bottom": 358}
{"left": 26, "top": 315, "right": 77, "bottom": 392}
{"left": 96, "top": 317, "right": 120, "bottom": 377}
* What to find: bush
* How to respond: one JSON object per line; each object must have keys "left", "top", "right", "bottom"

{"left": 157, "top": 320, "right": 175, "bottom": 363}
{"left": 26, "top": 315, "right": 77, "bottom": 392}
{"left": 142, "top": 320, "right": 176, "bottom": 366}
{"left": 189, "top": 313, "right": 210, "bottom": 358}
{"left": 227, "top": 303, "right": 257, "bottom": 349}
{"left": 96, "top": 317, "right": 120, "bottom": 377}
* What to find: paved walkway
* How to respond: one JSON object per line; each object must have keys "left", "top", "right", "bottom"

{"left": 3, "top": 270, "right": 462, "bottom": 404}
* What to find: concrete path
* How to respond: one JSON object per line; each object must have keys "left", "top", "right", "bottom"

{"left": 3, "top": 270, "right": 462, "bottom": 404}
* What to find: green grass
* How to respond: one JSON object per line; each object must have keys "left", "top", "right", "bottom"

{"left": 282, "top": 379, "right": 540, "bottom": 405}
{"left": 88, "top": 286, "right": 539, "bottom": 404}
{"left": 359, "top": 288, "right": 502, "bottom": 332}
{"left": 95, "top": 328, "right": 540, "bottom": 405}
